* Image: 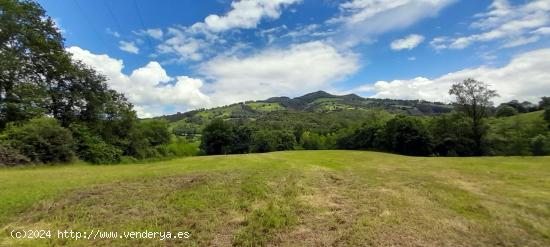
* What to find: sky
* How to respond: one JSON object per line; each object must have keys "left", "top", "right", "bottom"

{"left": 38, "top": 0, "right": 550, "bottom": 117}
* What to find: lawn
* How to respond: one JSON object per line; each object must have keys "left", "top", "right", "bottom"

{"left": 1, "top": 151, "right": 549, "bottom": 246}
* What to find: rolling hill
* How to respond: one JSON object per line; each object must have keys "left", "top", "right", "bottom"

{"left": 1, "top": 151, "right": 549, "bottom": 246}
{"left": 157, "top": 91, "right": 453, "bottom": 123}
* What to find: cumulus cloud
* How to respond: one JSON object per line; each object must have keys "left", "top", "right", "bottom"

{"left": 67, "top": 46, "right": 210, "bottom": 117}
{"left": 155, "top": 0, "right": 301, "bottom": 62}
{"left": 157, "top": 27, "right": 207, "bottom": 62}
{"left": 432, "top": 0, "right": 550, "bottom": 49}
{"left": 199, "top": 41, "right": 359, "bottom": 105}
{"left": 328, "top": 0, "right": 455, "bottom": 47}
{"left": 390, "top": 34, "right": 425, "bottom": 50}
{"left": 194, "top": 0, "right": 300, "bottom": 33}
{"left": 119, "top": 41, "right": 139, "bottom": 54}
{"left": 353, "top": 48, "right": 550, "bottom": 104}
{"left": 137, "top": 28, "right": 164, "bottom": 40}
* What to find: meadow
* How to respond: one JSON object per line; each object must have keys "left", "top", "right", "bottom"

{"left": 1, "top": 151, "right": 549, "bottom": 246}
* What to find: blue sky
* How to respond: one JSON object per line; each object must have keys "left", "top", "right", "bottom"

{"left": 38, "top": 0, "right": 550, "bottom": 117}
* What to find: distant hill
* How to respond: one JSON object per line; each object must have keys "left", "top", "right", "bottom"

{"left": 157, "top": 91, "right": 453, "bottom": 123}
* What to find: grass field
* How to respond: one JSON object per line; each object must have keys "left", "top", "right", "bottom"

{"left": 1, "top": 151, "right": 549, "bottom": 246}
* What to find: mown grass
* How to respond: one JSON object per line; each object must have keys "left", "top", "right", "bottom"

{"left": 1, "top": 151, "right": 549, "bottom": 246}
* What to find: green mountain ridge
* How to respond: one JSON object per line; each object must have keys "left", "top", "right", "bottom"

{"left": 157, "top": 91, "right": 453, "bottom": 123}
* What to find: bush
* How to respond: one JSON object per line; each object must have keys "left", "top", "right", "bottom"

{"left": 139, "top": 119, "right": 171, "bottom": 146}
{"left": 165, "top": 139, "right": 200, "bottom": 157}
{"left": 0, "top": 144, "right": 30, "bottom": 166}
{"left": 84, "top": 141, "right": 123, "bottom": 164}
{"left": 2, "top": 118, "right": 74, "bottom": 163}
{"left": 337, "top": 124, "right": 384, "bottom": 150}
{"left": 125, "top": 120, "right": 173, "bottom": 159}
{"left": 251, "top": 130, "right": 276, "bottom": 153}
{"left": 531, "top": 135, "right": 550, "bottom": 156}
{"left": 251, "top": 130, "right": 296, "bottom": 153}
{"left": 70, "top": 124, "right": 122, "bottom": 164}
{"left": 381, "top": 115, "right": 433, "bottom": 156}
{"left": 273, "top": 130, "right": 296, "bottom": 151}
{"left": 496, "top": 105, "right": 518, "bottom": 117}
{"left": 300, "top": 132, "right": 323, "bottom": 150}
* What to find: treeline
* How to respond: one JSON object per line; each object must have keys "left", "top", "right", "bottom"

{"left": 0, "top": 0, "right": 196, "bottom": 166}
{"left": 200, "top": 89, "right": 550, "bottom": 156}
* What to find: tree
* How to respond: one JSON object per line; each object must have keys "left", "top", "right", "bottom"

{"left": 496, "top": 105, "right": 518, "bottom": 117}
{"left": 300, "top": 131, "right": 323, "bottom": 150}
{"left": 531, "top": 135, "right": 550, "bottom": 156}
{"left": 336, "top": 124, "right": 383, "bottom": 150}
{"left": 138, "top": 119, "right": 171, "bottom": 146}
{"left": 429, "top": 114, "right": 476, "bottom": 156}
{"left": 539, "top": 97, "right": 550, "bottom": 109}
{"left": 381, "top": 115, "right": 433, "bottom": 156}
{"left": 449, "top": 78, "right": 498, "bottom": 155}
{"left": 251, "top": 130, "right": 276, "bottom": 153}
{"left": 200, "top": 119, "right": 235, "bottom": 155}
{"left": 0, "top": 0, "right": 61, "bottom": 129}
{"left": 273, "top": 130, "right": 296, "bottom": 151}
{"left": 232, "top": 125, "right": 252, "bottom": 154}
{"left": 0, "top": 0, "right": 143, "bottom": 162}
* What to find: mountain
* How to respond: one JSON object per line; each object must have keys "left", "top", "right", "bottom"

{"left": 156, "top": 91, "right": 453, "bottom": 123}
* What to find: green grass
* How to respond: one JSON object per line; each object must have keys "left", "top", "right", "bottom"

{"left": 489, "top": 110, "right": 547, "bottom": 135}
{"left": 1, "top": 151, "right": 550, "bottom": 246}
{"left": 246, "top": 102, "right": 284, "bottom": 112}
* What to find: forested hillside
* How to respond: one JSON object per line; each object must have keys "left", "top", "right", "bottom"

{"left": 158, "top": 90, "right": 453, "bottom": 123}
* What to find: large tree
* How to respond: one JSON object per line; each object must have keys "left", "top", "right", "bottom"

{"left": 0, "top": 0, "right": 134, "bottom": 129}
{"left": 449, "top": 78, "right": 498, "bottom": 155}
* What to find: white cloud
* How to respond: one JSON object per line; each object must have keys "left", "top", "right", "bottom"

{"left": 144, "top": 28, "right": 163, "bottom": 40}
{"left": 432, "top": 0, "right": 550, "bottom": 49}
{"left": 199, "top": 41, "right": 359, "bottom": 105}
{"left": 157, "top": 27, "right": 206, "bottom": 62}
{"left": 106, "top": 28, "right": 120, "bottom": 38}
{"left": 353, "top": 48, "right": 550, "bottom": 104}
{"left": 390, "top": 34, "right": 424, "bottom": 50}
{"left": 156, "top": 0, "right": 301, "bottom": 62}
{"left": 328, "top": 0, "right": 455, "bottom": 47}
{"left": 67, "top": 46, "right": 210, "bottom": 117}
{"left": 135, "top": 28, "right": 164, "bottom": 40}
{"left": 194, "top": 0, "right": 301, "bottom": 33}
{"left": 119, "top": 41, "right": 139, "bottom": 54}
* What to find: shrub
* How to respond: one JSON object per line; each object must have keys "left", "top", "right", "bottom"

{"left": 496, "top": 105, "right": 518, "bottom": 117}
{"left": 0, "top": 144, "right": 30, "bottom": 166}
{"left": 381, "top": 115, "right": 433, "bottom": 156}
{"left": 300, "top": 132, "right": 323, "bottom": 150}
{"left": 531, "top": 135, "right": 550, "bottom": 156}
{"left": 273, "top": 130, "right": 296, "bottom": 151}
{"left": 2, "top": 118, "right": 74, "bottom": 163}
{"left": 251, "top": 130, "right": 276, "bottom": 153}
{"left": 70, "top": 124, "right": 122, "bottom": 164}
{"left": 139, "top": 119, "right": 171, "bottom": 146}
{"left": 165, "top": 139, "right": 200, "bottom": 157}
